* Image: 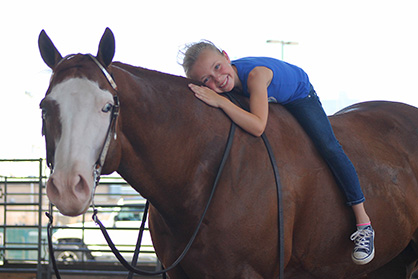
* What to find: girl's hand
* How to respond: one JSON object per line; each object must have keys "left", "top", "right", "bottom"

{"left": 188, "top": 84, "right": 224, "bottom": 108}
{"left": 189, "top": 66, "right": 271, "bottom": 137}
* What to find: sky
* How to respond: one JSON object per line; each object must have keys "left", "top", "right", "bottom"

{"left": 1, "top": 0, "right": 417, "bottom": 169}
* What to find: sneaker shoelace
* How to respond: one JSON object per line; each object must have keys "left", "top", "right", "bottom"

{"left": 350, "top": 227, "right": 373, "bottom": 252}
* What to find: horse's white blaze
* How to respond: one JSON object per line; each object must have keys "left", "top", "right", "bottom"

{"left": 47, "top": 77, "right": 113, "bottom": 215}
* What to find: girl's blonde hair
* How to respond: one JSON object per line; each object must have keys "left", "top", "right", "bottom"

{"left": 179, "top": 40, "right": 222, "bottom": 78}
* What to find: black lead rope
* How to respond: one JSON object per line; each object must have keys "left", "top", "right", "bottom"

{"left": 46, "top": 210, "right": 61, "bottom": 279}
{"left": 45, "top": 116, "right": 236, "bottom": 278}
{"left": 91, "top": 121, "right": 237, "bottom": 277}
{"left": 226, "top": 92, "right": 285, "bottom": 279}
{"left": 261, "top": 133, "right": 285, "bottom": 279}
{"left": 127, "top": 200, "right": 150, "bottom": 279}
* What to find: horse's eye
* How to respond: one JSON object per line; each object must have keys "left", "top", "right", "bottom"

{"left": 102, "top": 103, "right": 113, "bottom": 113}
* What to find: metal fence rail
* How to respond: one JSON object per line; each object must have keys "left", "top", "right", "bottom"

{"left": 0, "top": 159, "right": 45, "bottom": 278}
{"left": 0, "top": 159, "right": 161, "bottom": 278}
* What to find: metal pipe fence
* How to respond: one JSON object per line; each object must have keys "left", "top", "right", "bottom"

{"left": 0, "top": 159, "right": 161, "bottom": 278}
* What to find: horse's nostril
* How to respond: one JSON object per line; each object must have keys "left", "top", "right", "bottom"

{"left": 74, "top": 175, "right": 89, "bottom": 196}
{"left": 74, "top": 175, "right": 82, "bottom": 192}
{"left": 47, "top": 177, "right": 60, "bottom": 198}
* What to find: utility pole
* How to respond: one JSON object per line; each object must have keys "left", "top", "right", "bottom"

{"left": 266, "top": 40, "right": 298, "bottom": 60}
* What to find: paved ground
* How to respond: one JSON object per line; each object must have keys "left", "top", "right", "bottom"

{"left": 1, "top": 273, "right": 162, "bottom": 279}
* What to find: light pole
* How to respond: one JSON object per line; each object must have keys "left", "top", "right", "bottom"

{"left": 266, "top": 40, "right": 298, "bottom": 60}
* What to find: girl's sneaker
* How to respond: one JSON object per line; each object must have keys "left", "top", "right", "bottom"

{"left": 350, "top": 225, "right": 375, "bottom": 265}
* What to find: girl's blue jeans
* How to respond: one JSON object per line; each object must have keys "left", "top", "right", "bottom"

{"left": 283, "top": 86, "right": 365, "bottom": 206}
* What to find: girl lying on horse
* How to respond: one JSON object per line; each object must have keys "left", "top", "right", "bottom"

{"left": 180, "top": 40, "right": 375, "bottom": 265}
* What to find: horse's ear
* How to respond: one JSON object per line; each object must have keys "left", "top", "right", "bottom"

{"left": 38, "top": 30, "right": 63, "bottom": 70}
{"left": 96, "top": 27, "right": 115, "bottom": 67}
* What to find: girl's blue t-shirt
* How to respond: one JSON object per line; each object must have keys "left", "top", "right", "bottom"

{"left": 231, "top": 57, "right": 311, "bottom": 104}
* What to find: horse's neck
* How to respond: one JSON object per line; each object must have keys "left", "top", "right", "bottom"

{"left": 113, "top": 64, "right": 231, "bottom": 225}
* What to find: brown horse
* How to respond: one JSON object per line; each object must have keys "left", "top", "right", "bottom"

{"left": 39, "top": 28, "right": 418, "bottom": 278}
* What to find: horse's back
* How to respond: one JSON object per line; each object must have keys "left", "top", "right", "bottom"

{"left": 334, "top": 101, "right": 418, "bottom": 137}
{"left": 331, "top": 101, "right": 418, "bottom": 167}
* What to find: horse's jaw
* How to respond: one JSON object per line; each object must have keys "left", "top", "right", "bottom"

{"left": 46, "top": 168, "right": 94, "bottom": 216}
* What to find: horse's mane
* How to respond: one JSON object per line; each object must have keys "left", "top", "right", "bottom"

{"left": 111, "top": 61, "right": 191, "bottom": 88}
{"left": 109, "top": 60, "right": 250, "bottom": 118}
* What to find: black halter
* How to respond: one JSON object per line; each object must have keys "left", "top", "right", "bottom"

{"left": 45, "top": 53, "right": 120, "bottom": 279}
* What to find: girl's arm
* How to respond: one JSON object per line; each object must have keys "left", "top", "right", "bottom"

{"left": 189, "top": 66, "right": 272, "bottom": 137}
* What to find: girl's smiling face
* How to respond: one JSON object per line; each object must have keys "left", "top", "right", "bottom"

{"left": 189, "top": 49, "right": 238, "bottom": 93}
